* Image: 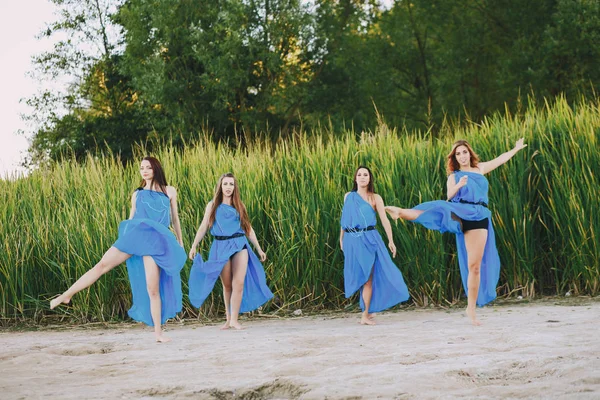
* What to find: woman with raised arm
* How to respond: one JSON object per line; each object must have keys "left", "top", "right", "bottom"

{"left": 188, "top": 173, "right": 273, "bottom": 330}
{"left": 50, "top": 156, "right": 187, "bottom": 342}
{"left": 341, "top": 166, "right": 410, "bottom": 325}
{"left": 385, "top": 139, "right": 527, "bottom": 325}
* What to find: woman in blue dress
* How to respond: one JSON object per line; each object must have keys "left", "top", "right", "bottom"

{"left": 340, "top": 166, "right": 410, "bottom": 325}
{"left": 50, "top": 157, "right": 186, "bottom": 342}
{"left": 188, "top": 173, "right": 273, "bottom": 330}
{"left": 385, "top": 139, "right": 527, "bottom": 325}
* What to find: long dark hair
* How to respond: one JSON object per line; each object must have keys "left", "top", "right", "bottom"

{"left": 351, "top": 165, "right": 375, "bottom": 193}
{"left": 138, "top": 156, "right": 168, "bottom": 195}
{"left": 208, "top": 173, "right": 251, "bottom": 234}
{"left": 351, "top": 165, "right": 376, "bottom": 206}
{"left": 446, "top": 140, "right": 480, "bottom": 174}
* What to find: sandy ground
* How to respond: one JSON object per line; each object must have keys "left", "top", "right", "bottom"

{"left": 1, "top": 298, "right": 599, "bottom": 400}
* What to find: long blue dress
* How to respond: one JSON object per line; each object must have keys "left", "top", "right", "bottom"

{"left": 341, "top": 191, "right": 410, "bottom": 312}
{"left": 188, "top": 203, "right": 273, "bottom": 313}
{"left": 112, "top": 189, "right": 186, "bottom": 326}
{"left": 411, "top": 170, "right": 501, "bottom": 306}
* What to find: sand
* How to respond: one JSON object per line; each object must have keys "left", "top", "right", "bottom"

{"left": 1, "top": 298, "right": 599, "bottom": 399}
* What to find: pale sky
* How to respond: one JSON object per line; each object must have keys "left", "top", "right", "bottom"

{"left": 0, "top": 0, "right": 59, "bottom": 178}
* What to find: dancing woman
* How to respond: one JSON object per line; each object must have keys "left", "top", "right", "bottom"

{"left": 188, "top": 173, "right": 273, "bottom": 330}
{"left": 340, "top": 166, "right": 410, "bottom": 325}
{"left": 50, "top": 156, "right": 187, "bottom": 342}
{"left": 385, "top": 139, "right": 527, "bottom": 325}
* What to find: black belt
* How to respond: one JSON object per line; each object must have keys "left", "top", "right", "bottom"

{"left": 344, "top": 226, "right": 376, "bottom": 233}
{"left": 451, "top": 199, "right": 488, "bottom": 208}
{"left": 213, "top": 232, "right": 245, "bottom": 240}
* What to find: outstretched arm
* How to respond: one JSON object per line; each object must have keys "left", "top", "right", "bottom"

{"left": 188, "top": 201, "right": 213, "bottom": 260}
{"left": 479, "top": 138, "right": 527, "bottom": 174}
{"left": 168, "top": 187, "right": 184, "bottom": 247}
{"left": 375, "top": 194, "right": 396, "bottom": 258}
{"left": 247, "top": 227, "right": 267, "bottom": 262}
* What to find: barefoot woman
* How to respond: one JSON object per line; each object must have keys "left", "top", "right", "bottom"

{"left": 386, "top": 139, "right": 527, "bottom": 325}
{"left": 188, "top": 173, "right": 273, "bottom": 330}
{"left": 50, "top": 156, "right": 187, "bottom": 342}
{"left": 341, "top": 166, "right": 410, "bottom": 325}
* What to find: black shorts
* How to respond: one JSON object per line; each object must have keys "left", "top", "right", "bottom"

{"left": 461, "top": 217, "right": 489, "bottom": 232}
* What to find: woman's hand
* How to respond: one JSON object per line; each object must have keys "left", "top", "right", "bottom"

{"left": 188, "top": 247, "right": 197, "bottom": 261}
{"left": 257, "top": 250, "right": 267, "bottom": 262}
{"left": 388, "top": 241, "right": 397, "bottom": 258}
{"left": 514, "top": 137, "right": 527, "bottom": 151}
{"left": 458, "top": 175, "right": 468, "bottom": 188}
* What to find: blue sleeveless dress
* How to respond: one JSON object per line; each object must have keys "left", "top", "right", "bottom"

{"left": 188, "top": 203, "right": 273, "bottom": 313}
{"left": 112, "top": 189, "right": 186, "bottom": 326}
{"left": 341, "top": 192, "right": 410, "bottom": 312}
{"left": 411, "top": 171, "right": 501, "bottom": 305}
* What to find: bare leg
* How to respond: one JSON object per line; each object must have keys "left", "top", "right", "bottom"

{"left": 463, "top": 229, "right": 487, "bottom": 326}
{"left": 229, "top": 249, "right": 249, "bottom": 330}
{"left": 219, "top": 260, "right": 233, "bottom": 330}
{"left": 143, "top": 256, "right": 170, "bottom": 342}
{"left": 384, "top": 206, "right": 424, "bottom": 221}
{"left": 50, "top": 247, "right": 131, "bottom": 309}
{"left": 360, "top": 269, "right": 376, "bottom": 326}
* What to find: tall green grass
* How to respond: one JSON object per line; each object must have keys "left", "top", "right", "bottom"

{"left": 1, "top": 96, "right": 598, "bottom": 324}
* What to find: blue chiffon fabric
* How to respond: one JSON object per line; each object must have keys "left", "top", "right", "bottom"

{"left": 112, "top": 189, "right": 186, "bottom": 326}
{"left": 188, "top": 203, "right": 273, "bottom": 313}
{"left": 411, "top": 170, "right": 501, "bottom": 306}
{"left": 341, "top": 191, "right": 410, "bottom": 312}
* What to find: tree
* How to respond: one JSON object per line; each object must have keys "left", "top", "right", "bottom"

{"left": 118, "top": 0, "right": 315, "bottom": 140}
{"left": 24, "top": 0, "right": 160, "bottom": 164}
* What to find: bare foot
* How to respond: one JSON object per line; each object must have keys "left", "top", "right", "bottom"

{"left": 368, "top": 313, "right": 377, "bottom": 320}
{"left": 155, "top": 335, "right": 172, "bottom": 343}
{"left": 229, "top": 321, "right": 245, "bottom": 330}
{"left": 360, "top": 316, "right": 376, "bottom": 325}
{"left": 465, "top": 307, "right": 482, "bottom": 326}
{"left": 220, "top": 321, "right": 231, "bottom": 330}
{"left": 384, "top": 206, "right": 401, "bottom": 221}
{"left": 50, "top": 295, "right": 70, "bottom": 310}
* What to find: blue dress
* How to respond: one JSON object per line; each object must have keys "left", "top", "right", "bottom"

{"left": 188, "top": 203, "right": 273, "bottom": 313}
{"left": 341, "top": 191, "right": 410, "bottom": 312}
{"left": 411, "top": 170, "right": 501, "bottom": 306}
{"left": 112, "top": 189, "right": 186, "bottom": 326}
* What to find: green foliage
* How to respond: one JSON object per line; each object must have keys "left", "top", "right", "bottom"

{"left": 24, "top": 0, "right": 600, "bottom": 164}
{"left": 2, "top": 96, "right": 598, "bottom": 324}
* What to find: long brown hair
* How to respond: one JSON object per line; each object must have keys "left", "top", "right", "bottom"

{"left": 351, "top": 165, "right": 376, "bottom": 206}
{"left": 138, "top": 156, "right": 168, "bottom": 195}
{"left": 208, "top": 173, "right": 251, "bottom": 234}
{"left": 446, "top": 140, "right": 480, "bottom": 175}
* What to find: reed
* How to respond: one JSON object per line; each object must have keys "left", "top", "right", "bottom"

{"left": 1, "top": 96, "right": 597, "bottom": 324}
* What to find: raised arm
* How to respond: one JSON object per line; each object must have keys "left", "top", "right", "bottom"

{"left": 447, "top": 173, "right": 468, "bottom": 200}
{"left": 374, "top": 194, "right": 396, "bottom": 258}
{"left": 247, "top": 227, "right": 267, "bottom": 262}
{"left": 168, "top": 187, "right": 184, "bottom": 247}
{"left": 128, "top": 191, "right": 138, "bottom": 219}
{"left": 188, "top": 201, "right": 213, "bottom": 260}
{"left": 479, "top": 138, "right": 527, "bottom": 174}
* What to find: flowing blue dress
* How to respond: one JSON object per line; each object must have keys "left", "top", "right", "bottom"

{"left": 411, "top": 170, "right": 501, "bottom": 306}
{"left": 112, "top": 189, "right": 186, "bottom": 326}
{"left": 341, "top": 191, "right": 410, "bottom": 312}
{"left": 188, "top": 203, "right": 273, "bottom": 313}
